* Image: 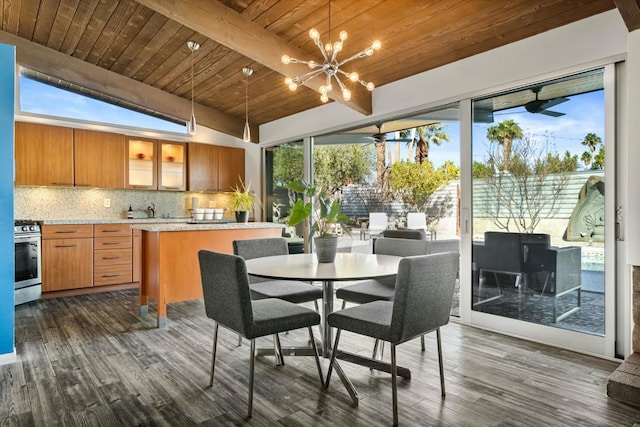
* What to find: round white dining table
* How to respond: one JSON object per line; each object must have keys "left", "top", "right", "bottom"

{"left": 245, "top": 252, "right": 401, "bottom": 357}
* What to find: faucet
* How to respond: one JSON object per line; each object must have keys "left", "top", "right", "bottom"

{"left": 147, "top": 203, "right": 156, "bottom": 218}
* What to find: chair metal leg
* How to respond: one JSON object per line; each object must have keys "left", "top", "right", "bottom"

{"left": 209, "top": 323, "right": 219, "bottom": 387}
{"left": 341, "top": 300, "right": 347, "bottom": 309}
{"left": 421, "top": 335, "right": 425, "bottom": 352}
{"left": 314, "top": 299, "right": 323, "bottom": 337}
{"left": 372, "top": 339, "right": 380, "bottom": 359}
{"left": 237, "top": 335, "right": 243, "bottom": 347}
{"left": 308, "top": 327, "right": 324, "bottom": 387}
{"left": 248, "top": 339, "right": 256, "bottom": 418}
{"left": 436, "top": 328, "right": 445, "bottom": 397}
{"left": 391, "top": 343, "right": 398, "bottom": 426}
{"left": 274, "top": 334, "right": 284, "bottom": 366}
{"left": 325, "top": 329, "right": 342, "bottom": 388}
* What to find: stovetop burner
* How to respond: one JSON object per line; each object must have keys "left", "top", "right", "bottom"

{"left": 14, "top": 220, "right": 41, "bottom": 235}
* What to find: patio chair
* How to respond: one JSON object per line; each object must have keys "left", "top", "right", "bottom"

{"left": 198, "top": 250, "right": 324, "bottom": 418}
{"left": 406, "top": 212, "right": 427, "bottom": 230}
{"left": 367, "top": 212, "right": 388, "bottom": 238}
{"left": 326, "top": 252, "right": 459, "bottom": 426}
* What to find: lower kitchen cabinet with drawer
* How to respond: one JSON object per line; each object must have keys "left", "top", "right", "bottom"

{"left": 94, "top": 226, "right": 133, "bottom": 286}
{"left": 42, "top": 225, "right": 94, "bottom": 292}
{"left": 42, "top": 223, "right": 139, "bottom": 295}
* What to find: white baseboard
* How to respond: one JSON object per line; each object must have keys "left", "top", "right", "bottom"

{"left": 0, "top": 349, "right": 16, "bottom": 366}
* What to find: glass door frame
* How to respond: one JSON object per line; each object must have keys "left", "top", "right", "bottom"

{"left": 459, "top": 64, "right": 617, "bottom": 358}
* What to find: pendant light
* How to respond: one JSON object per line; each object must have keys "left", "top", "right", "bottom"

{"left": 186, "top": 41, "right": 200, "bottom": 135}
{"left": 242, "top": 66, "right": 254, "bottom": 143}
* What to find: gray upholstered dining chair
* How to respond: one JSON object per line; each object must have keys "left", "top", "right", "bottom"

{"left": 335, "top": 237, "right": 430, "bottom": 357}
{"left": 326, "top": 252, "right": 459, "bottom": 426}
{"left": 233, "top": 237, "right": 323, "bottom": 360}
{"left": 198, "top": 250, "right": 324, "bottom": 419}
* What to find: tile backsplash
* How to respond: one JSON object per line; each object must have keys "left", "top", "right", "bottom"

{"left": 15, "top": 186, "right": 237, "bottom": 221}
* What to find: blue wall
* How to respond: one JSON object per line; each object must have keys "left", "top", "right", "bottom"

{"left": 0, "top": 43, "right": 15, "bottom": 356}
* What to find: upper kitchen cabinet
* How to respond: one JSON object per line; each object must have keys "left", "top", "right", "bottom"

{"left": 217, "top": 146, "right": 245, "bottom": 191}
{"left": 15, "top": 122, "right": 74, "bottom": 186}
{"left": 188, "top": 142, "right": 219, "bottom": 192}
{"left": 125, "top": 136, "right": 157, "bottom": 190}
{"left": 74, "top": 129, "right": 125, "bottom": 189}
{"left": 188, "top": 143, "right": 245, "bottom": 192}
{"left": 158, "top": 141, "right": 186, "bottom": 191}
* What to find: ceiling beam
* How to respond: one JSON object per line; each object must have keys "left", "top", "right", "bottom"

{"left": 135, "top": 0, "right": 373, "bottom": 116}
{"left": 615, "top": 0, "right": 640, "bottom": 31}
{"left": 0, "top": 30, "right": 258, "bottom": 141}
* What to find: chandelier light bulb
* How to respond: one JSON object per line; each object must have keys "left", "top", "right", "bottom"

{"left": 308, "top": 60, "right": 316, "bottom": 68}
{"left": 349, "top": 72, "right": 359, "bottom": 82}
{"left": 288, "top": 82, "right": 298, "bottom": 91}
{"left": 326, "top": 83, "right": 333, "bottom": 92}
{"left": 333, "top": 41, "right": 342, "bottom": 53}
{"left": 281, "top": 55, "right": 291, "bottom": 64}
{"left": 372, "top": 40, "right": 382, "bottom": 50}
{"left": 339, "top": 30, "right": 348, "bottom": 41}
{"left": 284, "top": 76, "right": 292, "bottom": 85}
{"left": 320, "top": 94, "right": 329, "bottom": 103}
{"left": 309, "top": 28, "right": 320, "bottom": 41}
{"left": 342, "top": 89, "right": 351, "bottom": 101}
{"left": 366, "top": 82, "right": 375, "bottom": 91}
{"left": 365, "top": 47, "right": 374, "bottom": 56}
{"left": 325, "top": 43, "right": 333, "bottom": 53}
{"left": 319, "top": 85, "right": 327, "bottom": 94}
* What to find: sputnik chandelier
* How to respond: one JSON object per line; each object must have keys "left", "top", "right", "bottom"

{"left": 281, "top": 0, "right": 381, "bottom": 103}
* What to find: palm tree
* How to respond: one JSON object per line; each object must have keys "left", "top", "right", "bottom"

{"left": 581, "top": 151, "right": 592, "bottom": 168}
{"left": 486, "top": 119, "right": 523, "bottom": 171}
{"left": 581, "top": 132, "right": 602, "bottom": 152}
{"left": 411, "top": 124, "right": 450, "bottom": 164}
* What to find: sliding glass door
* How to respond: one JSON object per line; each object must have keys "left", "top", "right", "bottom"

{"left": 468, "top": 67, "right": 615, "bottom": 356}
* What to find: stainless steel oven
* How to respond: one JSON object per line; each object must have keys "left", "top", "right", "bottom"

{"left": 15, "top": 220, "right": 42, "bottom": 305}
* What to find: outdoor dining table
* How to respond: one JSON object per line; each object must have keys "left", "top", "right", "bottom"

{"left": 245, "top": 252, "right": 403, "bottom": 404}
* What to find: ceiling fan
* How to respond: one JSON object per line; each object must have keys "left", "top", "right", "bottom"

{"left": 370, "top": 123, "right": 412, "bottom": 143}
{"left": 524, "top": 87, "right": 568, "bottom": 117}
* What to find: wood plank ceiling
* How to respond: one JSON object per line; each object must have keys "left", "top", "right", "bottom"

{"left": 0, "top": 0, "right": 625, "bottom": 141}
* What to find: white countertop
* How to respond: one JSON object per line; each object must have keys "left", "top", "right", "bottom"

{"left": 39, "top": 218, "right": 193, "bottom": 225}
{"left": 132, "top": 222, "right": 285, "bottom": 232}
{"left": 37, "top": 218, "right": 285, "bottom": 232}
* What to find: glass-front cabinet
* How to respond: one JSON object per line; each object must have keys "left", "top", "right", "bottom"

{"left": 126, "top": 136, "right": 157, "bottom": 189}
{"left": 158, "top": 141, "right": 186, "bottom": 191}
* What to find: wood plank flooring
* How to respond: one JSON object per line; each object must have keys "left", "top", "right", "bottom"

{"left": 2, "top": 289, "right": 639, "bottom": 426}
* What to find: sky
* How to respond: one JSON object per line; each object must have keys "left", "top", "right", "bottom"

{"left": 19, "top": 76, "right": 186, "bottom": 133}
{"left": 420, "top": 90, "right": 604, "bottom": 169}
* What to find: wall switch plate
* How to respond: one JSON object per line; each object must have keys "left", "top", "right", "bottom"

{"left": 208, "top": 200, "right": 215, "bottom": 208}
{"left": 104, "top": 198, "right": 111, "bottom": 208}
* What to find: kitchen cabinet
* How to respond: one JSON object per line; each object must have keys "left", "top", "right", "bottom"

{"left": 74, "top": 129, "right": 125, "bottom": 189}
{"left": 126, "top": 136, "right": 157, "bottom": 189}
{"left": 188, "top": 143, "right": 245, "bottom": 192}
{"left": 42, "top": 225, "right": 94, "bottom": 291}
{"left": 188, "top": 142, "right": 219, "bottom": 191}
{"left": 15, "top": 122, "right": 74, "bottom": 186}
{"left": 217, "top": 146, "right": 245, "bottom": 191}
{"left": 94, "top": 224, "right": 133, "bottom": 286}
{"left": 158, "top": 140, "right": 186, "bottom": 191}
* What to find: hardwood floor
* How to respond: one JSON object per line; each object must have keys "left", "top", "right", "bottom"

{"left": 2, "top": 289, "right": 639, "bottom": 426}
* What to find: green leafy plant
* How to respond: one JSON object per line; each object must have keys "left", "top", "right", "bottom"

{"left": 285, "top": 179, "right": 351, "bottom": 238}
{"left": 228, "top": 180, "right": 261, "bottom": 212}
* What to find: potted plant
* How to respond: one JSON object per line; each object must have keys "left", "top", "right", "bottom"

{"left": 286, "top": 179, "right": 351, "bottom": 263}
{"left": 228, "top": 180, "right": 261, "bottom": 223}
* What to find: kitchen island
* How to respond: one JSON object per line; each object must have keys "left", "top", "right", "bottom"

{"left": 133, "top": 222, "right": 284, "bottom": 327}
